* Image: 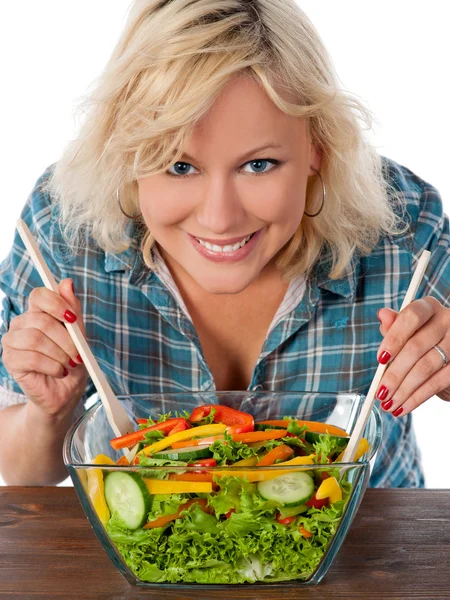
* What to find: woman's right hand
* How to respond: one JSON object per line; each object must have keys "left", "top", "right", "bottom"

{"left": 2, "top": 278, "right": 89, "bottom": 419}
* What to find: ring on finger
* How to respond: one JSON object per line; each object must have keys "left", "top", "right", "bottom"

{"left": 433, "top": 345, "right": 448, "bottom": 368}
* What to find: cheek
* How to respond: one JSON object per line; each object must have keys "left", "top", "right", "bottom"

{"left": 246, "top": 179, "right": 306, "bottom": 226}
{"left": 138, "top": 182, "right": 194, "bottom": 227}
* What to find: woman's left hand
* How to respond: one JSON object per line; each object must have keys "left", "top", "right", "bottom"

{"left": 376, "top": 296, "right": 450, "bottom": 417}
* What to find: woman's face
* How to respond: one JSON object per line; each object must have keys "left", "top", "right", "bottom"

{"left": 138, "top": 75, "right": 321, "bottom": 294}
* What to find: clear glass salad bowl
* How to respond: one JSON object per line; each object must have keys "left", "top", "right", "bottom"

{"left": 63, "top": 391, "right": 382, "bottom": 588}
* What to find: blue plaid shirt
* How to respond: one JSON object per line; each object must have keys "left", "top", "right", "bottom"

{"left": 1, "top": 157, "right": 449, "bottom": 487}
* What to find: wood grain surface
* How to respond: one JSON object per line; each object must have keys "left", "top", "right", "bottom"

{"left": 0, "top": 488, "right": 449, "bottom": 600}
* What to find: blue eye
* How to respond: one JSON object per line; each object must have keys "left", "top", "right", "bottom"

{"left": 242, "top": 159, "right": 278, "bottom": 175}
{"left": 165, "top": 158, "right": 280, "bottom": 178}
{"left": 166, "top": 162, "right": 196, "bottom": 177}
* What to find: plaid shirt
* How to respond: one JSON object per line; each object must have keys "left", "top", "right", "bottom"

{"left": 1, "top": 157, "right": 449, "bottom": 487}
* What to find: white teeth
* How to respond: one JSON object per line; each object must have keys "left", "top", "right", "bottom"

{"left": 196, "top": 234, "right": 252, "bottom": 253}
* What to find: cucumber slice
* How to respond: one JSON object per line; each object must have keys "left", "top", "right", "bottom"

{"left": 104, "top": 471, "right": 152, "bottom": 530}
{"left": 304, "top": 431, "right": 349, "bottom": 447}
{"left": 278, "top": 503, "right": 309, "bottom": 518}
{"left": 255, "top": 423, "right": 286, "bottom": 431}
{"left": 153, "top": 446, "right": 213, "bottom": 461}
{"left": 257, "top": 471, "right": 315, "bottom": 507}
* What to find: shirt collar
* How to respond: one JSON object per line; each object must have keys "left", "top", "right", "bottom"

{"left": 313, "top": 248, "right": 361, "bottom": 300}
{"left": 104, "top": 221, "right": 143, "bottom": 273}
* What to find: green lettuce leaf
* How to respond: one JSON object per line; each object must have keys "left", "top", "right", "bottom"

{"left": 105, "top": 470, "right": 353, "bottom": 583}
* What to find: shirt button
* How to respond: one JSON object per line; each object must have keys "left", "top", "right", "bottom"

{"left": 252, "top": 384, "right": 263, "bottom": 391}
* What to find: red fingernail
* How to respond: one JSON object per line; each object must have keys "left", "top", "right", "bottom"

{"left": 381, "top": 399, "right": 393, "bottom": 410}
{"left": 377, "top": 385, "right": 389, "bottom": 401}
{"left": 392, "top": 406, "right": 403, "bottom": 417}
{"left": 62, "top": 368, "right": 69, "bottom": 377}
{"left": 76, "top": 354, "right": 83, "bottom": 364}
{"left": 378, "top": 351, "right": 391, "bottom": 365}
{"left": 68, "top": 358, "right": 77, "bottom": 368}
{"left": 64, "top": 310, "right": 77, "bottom": 323}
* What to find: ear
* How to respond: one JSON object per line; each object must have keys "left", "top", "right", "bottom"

{"left": 309, "top": 143, "right": 322, "bottom": 175}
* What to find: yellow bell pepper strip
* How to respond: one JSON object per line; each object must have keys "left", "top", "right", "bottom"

{"left": 256, "top": 420, "right": 349, "bottom": 437}
{"left": 171, "top": 435, "right": 222, "bottom": 449}
{"left": 335, "top": 437, "right": 370, "bottom": 463}
{"left": 316, "top": 476, "right": 342, "bottom": 503}
{"left": 276, "top": 454, "right": 315, "bottom": 466}
{"left": 143, "top": 479, "right": 212, "bottom": 495}
{"left": 143, "top": 498, "right": 210, "bottom": 529}
{"left": 87, "top": 454, "right": 115, "bottom": 523}
{"left": 256, "top": 444, "right": 294, "bottom": 466}
{"left": 232, "top": 456, "right": 258, "bottom": 467}
{"left": 135, "top": 423, "right": 227, "bottom": 460}
{"left": 169, "top": 472, "right": 215, "bottom": 483}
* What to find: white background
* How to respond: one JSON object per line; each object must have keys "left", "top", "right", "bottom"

{"left": 0, "top": 1, "right": 448, "bottom": 487}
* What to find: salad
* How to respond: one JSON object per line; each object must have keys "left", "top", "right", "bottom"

{"left": 87, "top": 405, "right": 369, "bottom": 584}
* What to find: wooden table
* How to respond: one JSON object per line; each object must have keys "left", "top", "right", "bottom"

{"left": 1, "top": 488, "right": 449, "bottom": 599}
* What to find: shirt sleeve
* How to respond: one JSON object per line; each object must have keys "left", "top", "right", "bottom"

{"left": 0, "top": 166, "right": 93, "bottom": 416}
{"left": 411, "top": 178, "right": 450, "bottom": 305}
{"left": 384, "top": 157, "right": 450, "bottom": 306}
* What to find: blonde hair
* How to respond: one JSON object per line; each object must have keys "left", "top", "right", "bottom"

{"left": 45, "top": 0, "right": 403, "bottom": 279}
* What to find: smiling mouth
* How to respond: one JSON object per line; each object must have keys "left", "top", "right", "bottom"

{"left": 194, "top": 233, "right": 256, "bottom": 253}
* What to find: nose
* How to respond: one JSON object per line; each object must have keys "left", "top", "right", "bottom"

{"left": 195, "top": 174, "right": 246, "bottom": 235}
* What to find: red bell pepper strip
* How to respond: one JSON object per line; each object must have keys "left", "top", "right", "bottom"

{"left": 276, "top": 514, "right": 296, "bottom": 525}
{"left": 168, "top": 420, "right": 192, "bottom": 435}
{"left": 225, "top": 508, "right": 236, "bottom": 519}
{"left": 110, "top": 418, "right": 191, "bottom": 450}
{"left": 306, "top": 492, "right": 329, "bottom": 509}
{"left": 189, "top": 405, "right": 254, "bottom": 434}
{"left": 188, "top": 458, "right": 217, "bottom": 467}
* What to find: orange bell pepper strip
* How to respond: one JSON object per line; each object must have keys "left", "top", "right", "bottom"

{"left": 232, "top": 430, "right": 288, "bottom": 443}
{"left": 256, "top": 420, "right": 349, "bottom": 437}
{"left": 143, "top": 498, "right": 210, "bottom": 529}
{"left": 299, "top": 526, "right": 313, "bottom": 538}
{"left": 256, "top": 444, "right": 294, "bottom": 466}
{"left": 171, "top": 429, "right": 289, "bottom": 450}
{"left": 115, "top": 455, "right": 129, "bottom": 466}
{"left": 190, "top": 405, "right": 254, "bottom": 434}
{"left": 110, "top": 418, "right": 191, "bottom": 450}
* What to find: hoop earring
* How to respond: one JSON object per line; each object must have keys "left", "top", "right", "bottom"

{"left": 117, "top": 189, "right": 142, "bottom": 220}
{"left": 304, "top": 166, "right": 326, "bottom": 217}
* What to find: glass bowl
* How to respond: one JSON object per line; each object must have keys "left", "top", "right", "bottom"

{"left": 63, "top": 391, "right": 382, "bottom": 588}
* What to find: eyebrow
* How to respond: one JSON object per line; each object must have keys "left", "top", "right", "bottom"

{"left": 180, "top": 143, "right": 285, "bottom": 164}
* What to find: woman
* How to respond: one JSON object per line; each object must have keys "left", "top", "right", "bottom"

{"left": 0, "top": 0, "right": 449, "bottom": 486}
